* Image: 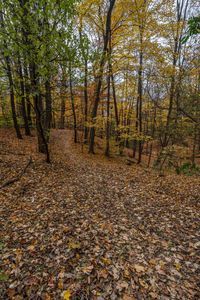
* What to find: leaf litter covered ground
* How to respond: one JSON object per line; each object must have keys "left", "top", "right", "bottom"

{"left": 0, "top": 129, "right": 200, "bottom": 300}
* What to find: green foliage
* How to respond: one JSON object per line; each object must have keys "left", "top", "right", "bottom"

{"left": 176, "top": 162, "right": 200, "bottom": 176}
{"left": 182, "top": 15, "right": 200, "bottom": 43}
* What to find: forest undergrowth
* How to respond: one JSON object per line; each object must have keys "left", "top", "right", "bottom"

{"left": 0, "top": 129, "right": 200, "bottom": 299}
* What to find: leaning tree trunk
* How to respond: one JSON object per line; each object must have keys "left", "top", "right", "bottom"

{"left": 89, "top": 0, "right": 116, "bottom": 154}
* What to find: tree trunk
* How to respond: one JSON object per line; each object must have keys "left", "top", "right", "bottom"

{"left": 23, "top": 64, "right": 32, "bottom": 126}
{"left": 60, "top": 95, "right": 66, "bottom": 129}
{"left": 105, "top": 63, "right": 111, "bottom": 157}
{"left": 69, "top": 62, "right": 77, "bottom": 143}
{"left": 0, "top": 10, "right": 22, "bottom": 139}
{"left": 137, "top": 44, "right": 143, "bottom": 164}
{"left": 84, "top": 59, "right": 89, "bottom": 143}
{"left": 163, "top": 0, "right": 189, "bottom": 147}
{"left": 89, "top": 0, "right": 116, "bottom": 154}
{"left": 30, "top": 62, "right": 50, "bottom": 162}
{"left": 18, "top": 57, "right": 31, "bottom": 136}
{"left": 192, "top": 125, "right": 197, "bottom": 164}
{"left": 45, "top": 78, "right": 52, "bottom": 141}
{"left": 6, "top": 56, "right": 23, "bottom": 139}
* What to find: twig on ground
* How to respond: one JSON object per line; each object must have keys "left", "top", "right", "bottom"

{"left": 0, "top": 156, "right": 32, "bottom": 189}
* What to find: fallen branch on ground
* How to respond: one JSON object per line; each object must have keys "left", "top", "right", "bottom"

{"left": 0, "top": 156, "right": 32, "bottom": 189}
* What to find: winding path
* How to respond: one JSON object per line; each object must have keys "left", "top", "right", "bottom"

{"left": 0, "top": 129, "right": 200, "bottom": 299}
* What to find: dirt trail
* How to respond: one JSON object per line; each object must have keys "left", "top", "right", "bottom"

{"left": 0, "top": 129, "right": 200, "bottom": 299}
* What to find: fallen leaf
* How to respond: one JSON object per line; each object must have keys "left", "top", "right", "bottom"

{"left": 82, "top": 265, "right": 94, "bottom": 274}
{"left": 123, "top": 295, "right": 136, "bottom": 300}
{"left": 27, "top": 245, "right": 35, "bottom": 251}
{"left": 149, "top": 292, "right": 158, "bottom": 299}
{"left": 58, "top": 278, "right": 64, "bottom": 289}
{"left": 68, "top": 241, "right": 80, "bottom": 250}
{"left": 134, "top": 264, "right": 145, "bottom": 273}
{"left": 99, "top": 269, "right": 108, "bottom": 279}
{"left": 62, "top": 290, "right": 71, "bottom": 300}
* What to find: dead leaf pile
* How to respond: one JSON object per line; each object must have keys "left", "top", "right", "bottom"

{"left": 0, "top": 129, "right": 199, "bottom": 299}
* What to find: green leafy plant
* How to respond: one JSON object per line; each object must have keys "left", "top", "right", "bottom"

{"left": 176, "top": 162, "right": 200, "bottom": 176}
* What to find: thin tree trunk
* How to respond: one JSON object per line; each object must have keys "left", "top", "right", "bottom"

{"left": 23, "top": 64, "right": 32, "bottom": 126}
{"left": 137, "top": 31, "right": 144, "bottom": 164}
{"left": 84, "top": 59, "right": 89, "bottom": 143}
{"left": 0, "top": 11, "right": 22, "bottom": 139}
{"left": 89, "top": 0, "right": 116, "bottom": 153}
{"left": 18, "top": 57, "right": 31, "bottom": 136}
{"left": 59, "top": 69, "right": 66, "bottom": 129}
{"left": 163, "top": 0, "right": 189, "bottom": 147}
{"left": 45, "top": 78, "right": 52, "bottom": 141}
{"left": 105, "top": 63, "right": 111, "bottom": 156}
{"left": 6, "top": 56, "right": 23, "bottom": 139}
{"left": 148, "top": 106, "right": 156, "bottom": 167}
{"left": 133, "top": 44, "right": 143, "bottom": 161}
{"left": 111, "top": 72, "right": 119, "bottom": 127}
{"left": 111, "top": 67, "right": 120, "bottom": 144}
{"left": 69, "top": 62, "right": 77, "bottom": 143}
{"left": 192, "top": 125, "right": 197, "bottom": 164}
{"left": 60, "top": 95, "right": 66, "bottom": 129}
{"left": 133, "top": 97, "right": 138, "bottom": 158}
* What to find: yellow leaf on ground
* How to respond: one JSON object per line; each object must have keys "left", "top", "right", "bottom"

{"left": 68, "top": 241, "right": 81, "bottom": 250}
{"left": 62, "top": 290, "right": 71, "bottom": 300}
{"left": 102, "top": 257, "right": 111, "bottom": 265}
{"left": 175, "top": 262, "right": 181, "bottom": 271}
{"left": 27, "top": 245, "right": 35, "bottom": 251}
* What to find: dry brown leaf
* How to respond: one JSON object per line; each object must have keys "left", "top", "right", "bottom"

{"left": 134, "top": 264, "right": 145, "bottom": 273}
{"left": 123, "top": 295, "right": 136, "bottom": 300}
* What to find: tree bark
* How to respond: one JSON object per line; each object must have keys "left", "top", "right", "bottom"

{"left": 0, "top": 10, "right": 22, "bottom": 139}
{"left": 44, "top": 78, "right": 52, "bottom": 141}
{"left": 89, "top": 0, "right": 116, "bottom": 153}
{"left": 30, "top": 62, "right": 50, "bottom": 162}
{"left": 84, "top": 59, "right": 89, "bottom": 143}
{"left": 105, "top": 62, "right": 111, "bottom": 156}
{"left": 137, "top": 37, "right": 143, "bottom": 164}
{"left": 59, "top": 69, "right": 66, "bottom": 129}
{"left": 18, "top": 57, "right": 31, "bottom": 136}
{"left": 23, "top": 64, "right": 32, "bottom": 126}
{"left": 69, "top": 62, "right": 77, "bottom": 143}
{"left": 6, "top": 55, "right": 23, "bottom": 139}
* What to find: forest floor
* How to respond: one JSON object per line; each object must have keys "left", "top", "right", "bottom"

{"left": 0, "top": 129, "right": 200, "bottom": 300}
